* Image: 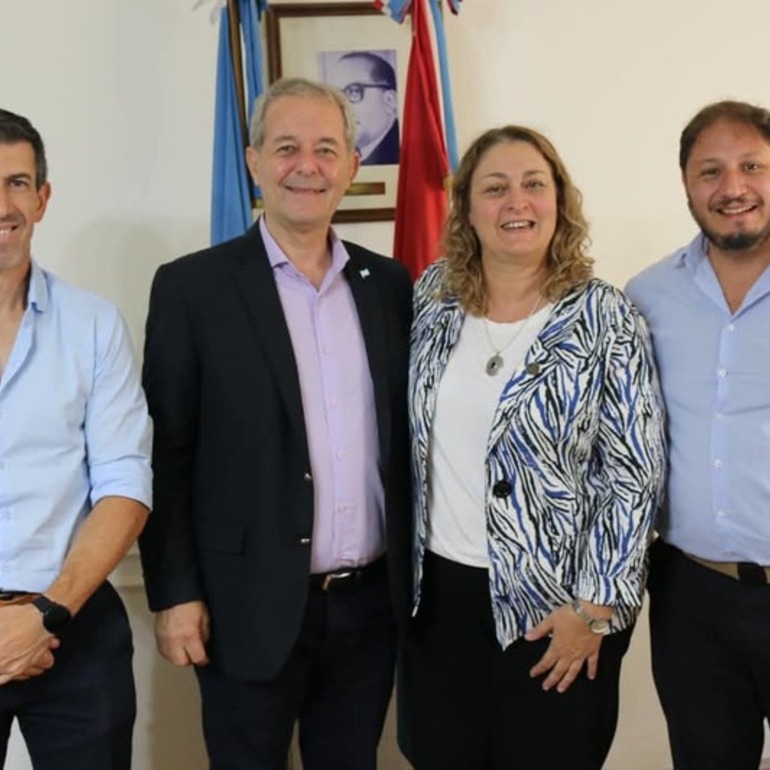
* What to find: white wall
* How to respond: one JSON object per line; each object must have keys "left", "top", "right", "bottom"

{"left": 3, "top": 1, "right": 770, "bottom": 768}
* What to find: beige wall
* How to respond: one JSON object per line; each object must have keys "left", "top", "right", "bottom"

{"left": 4, "top": 0, "right": 770, "bottom": 767}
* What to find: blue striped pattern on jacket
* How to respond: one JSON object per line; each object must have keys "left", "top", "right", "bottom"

{"left": 409, "top": 260, "right": 667, "bottom": 648}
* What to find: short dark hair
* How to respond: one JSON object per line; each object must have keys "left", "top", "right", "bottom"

{"left": 338, "top": 51, "right": 396, "bottom": 91}
{"left": 679, "top": 100, "right": 770, "bottom": 171}
{"left": 0, "top": 109, "right": 47, "bottom": 188}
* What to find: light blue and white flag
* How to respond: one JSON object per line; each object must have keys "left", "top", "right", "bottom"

{"left": 210, "top": 0, "right": 268, "bottom": 245}
{"left": 375, "top": 0, "right": 461, "bottom": 171}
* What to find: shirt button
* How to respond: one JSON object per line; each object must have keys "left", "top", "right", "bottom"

{"left": 717, "top": 368, "right": 727, "bottom": 378}
{"left": 336, "top": 450, "right": 347, "bottom": 460}
{"left": 323, "top": 347, "right": 333, "bottom": 356}
{"left": 714, "top": 460, "right": 722, "bottom": 469}
{"left": 727, "top": 324, "right": 735, "bottom": 332}
{"left": 715, "top": 413, "right": 724, "bottom": 421}
{"left": 492, "top": 480, "right": 512, "bottom": 498}
{"left": 716, "top": 510, "right": 726, "bottom": 518}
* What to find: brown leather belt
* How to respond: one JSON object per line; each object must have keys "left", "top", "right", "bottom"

{"left": 685, "top": 553, "right": 770, "bottom": 585}
{"left": 310, "top": 556, "right": 387, "bottom": 592}
{"left": 0, "top": 591, "right": 38, "bottom": 606}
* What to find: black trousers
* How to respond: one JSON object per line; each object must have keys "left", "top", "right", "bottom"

{"left": 0, "top": 582, "right": 135, "bottom": 770}
{"left": 649, "top": 539, "right": 770, "bottom": 770}
{"left": 403, "top": 551, "right": 633, "bottom": 770}
{"left": 196, "top": 565, "right": 397, "bottom": 770}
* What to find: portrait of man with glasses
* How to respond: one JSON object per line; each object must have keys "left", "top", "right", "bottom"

{"left": 321, "top": 49, "right": 400, "bottom": 166}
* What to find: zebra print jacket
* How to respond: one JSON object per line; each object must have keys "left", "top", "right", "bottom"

{"left": 409, "top": 261, "right": 666, "bottom": 648}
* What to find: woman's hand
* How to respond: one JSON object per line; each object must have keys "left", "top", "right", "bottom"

{"left": 525, "top": 601, "right": 611, "bottom": 693}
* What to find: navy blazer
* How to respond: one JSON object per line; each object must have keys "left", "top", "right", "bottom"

{"left": 140, "top": 224, "right": 413, "bottom": 680}
{"left": 362, "top": 120, "right": 400, "bottom": 166}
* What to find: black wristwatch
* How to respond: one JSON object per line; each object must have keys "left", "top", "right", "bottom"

{"left": 31, "top": 595, "right": 72, "bottom": 634}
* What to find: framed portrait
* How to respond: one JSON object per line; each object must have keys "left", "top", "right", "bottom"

{"left": 265, "top": 2, "right": 410, "bottom": 222}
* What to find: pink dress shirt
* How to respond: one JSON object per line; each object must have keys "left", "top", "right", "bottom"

{"left": 259, "top": 217, "right": 385, "bottom": 573}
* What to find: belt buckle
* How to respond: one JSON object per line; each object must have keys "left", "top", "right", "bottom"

{"left": 321, "top": 570, "right": 357, "bottom": 592}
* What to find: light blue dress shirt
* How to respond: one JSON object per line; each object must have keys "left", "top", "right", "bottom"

{"left": 0, "top": 262, "right": 152, "bottom": 592}
{"left": 627, "top": 233, "right": 770, "bottom": 563}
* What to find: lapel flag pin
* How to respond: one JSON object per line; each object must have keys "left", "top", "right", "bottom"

{"left": 359, "top": 268, "right": 371, "bottom": 279}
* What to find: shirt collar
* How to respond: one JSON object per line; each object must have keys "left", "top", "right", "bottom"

{"left": 259, "top": 215, "right": 350, "bottom": 279}
{"left": 26, "top": 260, "right": 49, "bottom": 313}
{"left": 358, "top": 120, "right": 395, "bottom": 163}
{"left": 676, "top": 232, "right": 710, "bottom": 271}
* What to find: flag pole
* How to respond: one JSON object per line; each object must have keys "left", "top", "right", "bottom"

{"left": 227, "top": 0, "right": 248, "bottom": 148}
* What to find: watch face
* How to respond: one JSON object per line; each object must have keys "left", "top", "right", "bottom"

{"left": 32, "top": 596, "right": 72, "bottom": 634}
{"left": 570, "top": 599, "right": 611, "bottom": 635}
{"left": 44, "top": 604, "right": 72, "bottom": 633}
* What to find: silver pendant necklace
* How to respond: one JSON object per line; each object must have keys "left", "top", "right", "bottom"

{"left": 482, "top": 294, "right": 541, "bottom": 376}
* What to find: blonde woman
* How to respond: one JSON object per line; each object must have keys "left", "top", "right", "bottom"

{"left": 404, "top": 126, "right": 666, "bottom": 770}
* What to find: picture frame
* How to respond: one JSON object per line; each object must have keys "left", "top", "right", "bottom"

{"left": 264, "top": 2, "right": 410, "bottom": 223}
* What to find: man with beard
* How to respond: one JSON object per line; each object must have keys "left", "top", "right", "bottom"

{"left": 627, "top": 100, "right": 770, "bottom": 770}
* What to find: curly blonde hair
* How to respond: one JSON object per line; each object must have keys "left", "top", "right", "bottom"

{"left": 442, "top": 125, "right": 593, "bottom": 314}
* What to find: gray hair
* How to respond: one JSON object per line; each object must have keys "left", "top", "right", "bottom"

{"left": 249, "top": 77, "right": 357, "bottom": 152}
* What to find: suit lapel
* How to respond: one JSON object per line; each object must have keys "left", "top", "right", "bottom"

{"left": 344, "top": 248, "right": 391, "bottom": 460}
{"left": 229, "top": 226, "right": 309, "bottom": 447}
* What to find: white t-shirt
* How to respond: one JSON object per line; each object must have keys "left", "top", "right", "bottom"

{"left": 426, "top": 305, "right": 552, "bottom": 567}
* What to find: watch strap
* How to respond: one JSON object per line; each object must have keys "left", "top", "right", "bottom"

{"left": 569, "top": 599, "right": 610, "bottom": 635}
{"left": 31, "top": 594, "right": 72, "bottom": 633}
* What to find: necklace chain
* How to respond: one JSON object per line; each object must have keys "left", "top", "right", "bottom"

{"left": 481, "top": 294, "right": 542, "bottom": 376}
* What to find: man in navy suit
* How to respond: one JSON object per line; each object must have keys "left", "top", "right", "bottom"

{"left": 328, "top": 51, "right": 400, "bottom": 166}
{"left": 140, "top": 77, "right": 412, "bottom": 770}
